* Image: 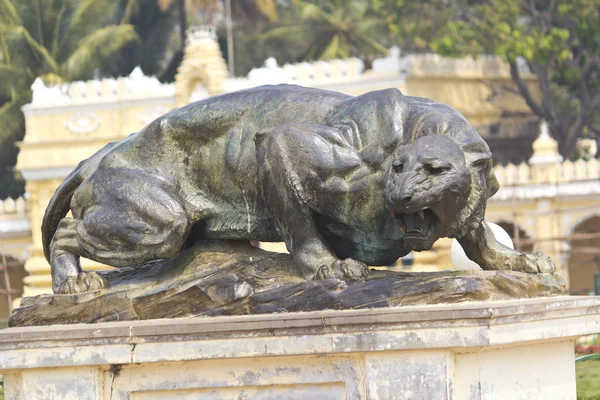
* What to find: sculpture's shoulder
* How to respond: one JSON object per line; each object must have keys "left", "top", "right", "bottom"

{"left": 323, "top": 88, "right": 408, "bottom": 156}
{"left": 181, "top": 84, "right": 351, "bottom": 114}
{"left": 158, "top": 84, "right": 352, "bottom": 136}
{"left": 402, "top": 99, "right": 491, "bottom": 155}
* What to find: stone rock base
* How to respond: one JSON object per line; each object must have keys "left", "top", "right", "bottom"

{"left": 1, "top": 296, "right": 599, "bottom": 399}
{"left": 9, "top": 241, "right": 566, "bottom": 326}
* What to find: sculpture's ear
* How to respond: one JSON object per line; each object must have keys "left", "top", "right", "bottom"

{"left": 462, "top": 141, "right": 493, "bottom": 167}
{"left": 464, "top": 149, "right": 492, "bottom": 167}
{"left": 462, "top": 145, "right": 499, "bottom": 198}
{"left": 487, "top": 170, "right": 500, "bottom": 198}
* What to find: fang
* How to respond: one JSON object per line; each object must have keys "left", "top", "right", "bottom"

{"left": 417, "top": 210, "right": 425, "bottom": 220}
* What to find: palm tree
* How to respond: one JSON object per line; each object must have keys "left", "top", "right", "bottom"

{"left": 118, "top": 0, "right": 182, "bottom": 81}
{"left": 156, "top": 0, "right": 279, "bottom": 76}
{"left": 0, "top": 0, "right": 141, "bottom": 199}
{"left": 264, "top": 0, "right": 387, "bottom": 61}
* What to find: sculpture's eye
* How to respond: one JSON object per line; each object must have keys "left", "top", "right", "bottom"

{"left": 425, "top": 165, "right": 449, "bottom": 175}
{"left": 393, "top": 163, "right": 404, "bottom": 173}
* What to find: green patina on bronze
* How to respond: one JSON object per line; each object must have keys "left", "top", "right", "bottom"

{"left": 37, "top": 84, "right": 555, "bottom": 300}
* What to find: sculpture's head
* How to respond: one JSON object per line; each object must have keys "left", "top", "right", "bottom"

{"left": 383, "top": 135, "right": 473, "bottom": 251}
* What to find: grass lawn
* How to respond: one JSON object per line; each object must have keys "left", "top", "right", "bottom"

{"left": 577, "top": 358, "right": 600, "bottom": 400}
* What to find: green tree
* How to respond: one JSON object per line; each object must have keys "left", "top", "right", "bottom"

{"left": 369, "top": 0, "right": 452, "bottom": 52}
{"left": 0, "top": 0, "right": 181, "bottom": 199}
{"left": 0, "top": 0, "right": 140, "bottom": 199}
{"left": 220, "top": 0, "right": 291, "bottom": 75}
{"left": 156, "top": 0, "right": 280, "bottom": 76}
{"left": 430, "top": 0, "right": 600, "bottom": 158}
{"left": 118, "top": 0, "right": 181, "bottom": 81}
{"left": 264, "top": 0, "right": 387, "bottom": 61}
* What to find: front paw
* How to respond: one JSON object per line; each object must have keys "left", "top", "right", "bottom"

{"left": 57, "top": 271, "right": 109, "bottom": 294}
{"left": 313, "top": 258, "right": 370, "bottom": 283}
{"left": 514, "top": 252, "right": 556, "bottom": 275}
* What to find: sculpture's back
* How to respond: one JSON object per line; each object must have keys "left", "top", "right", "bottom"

{"left": 16, "top": 84, "right": 562, "bottom": 325}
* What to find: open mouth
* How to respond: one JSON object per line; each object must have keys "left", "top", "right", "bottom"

{"left": 391, "top": 209, "right": 437, "bottom": 249}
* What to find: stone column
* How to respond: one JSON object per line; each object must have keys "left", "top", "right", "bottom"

{"left": 174, "top": 26, "right": 229, "bottom": 107}
{"left": 528, "top": 121, "right": 566, "bottom": 281}
{"left": 21, "top": 179, "right": 56, "bottom": 296}
{"left": 529, "top": 122, "right": 563, "bottom": 184}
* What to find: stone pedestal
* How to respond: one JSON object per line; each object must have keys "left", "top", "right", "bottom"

{"left": 1, "top": 296, "right": 598, "bottom": 400}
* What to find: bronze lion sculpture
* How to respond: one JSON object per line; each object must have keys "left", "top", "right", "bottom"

{"left": 42, "top": 85, "right": 555, "bottom": 294}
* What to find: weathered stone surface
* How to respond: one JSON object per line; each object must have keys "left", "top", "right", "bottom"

{"left": 10, "top": 241, "right": 566, "bottom": 327}
{"left": 2, "top": 297, "right": 599, "bottom": 400}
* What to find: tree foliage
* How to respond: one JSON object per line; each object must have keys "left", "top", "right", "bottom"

{"left": 0, "top": 0, "right": 178, "bottom": 199}
{"left": 369, "top": 0, "right": 452, "bottom": 52}
{"left": 263, "top": 0, "right": 388, "bottom": 62}
{"left": 216, "top": 0, "right": 302, "bottom": 75}
{"left": 119, "top": 0, "right": 180, "bottom": 81}
{"left": 155, "top": 0, "right": 280, "bottom": 78}
{"left": 429, "top": 0, "right": 600, "bottom": 158}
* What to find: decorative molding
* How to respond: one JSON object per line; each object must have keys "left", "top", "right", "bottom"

{"left": 187, "top": 25, "right": 217, "bottom": 43}
{"left": 23, "top": 96, "right": 175, "bottom": 116}
{"left": 225, "top": 57, "right": 366, "bottom": 91}
{"left": 0, "top": 219, "right": 30, "bottom": 235}
{"left": 372, "top": 47, "right": 406, "bottom": 73}
{"left": 64, "top": 112, "right": 101, "bottom": 134}
{"left": 494, "top": 157, "right": 599, "bottom": 187}
{"left": 20, "top": 167, "right": 74, "bottom": 181}
{"left": 27, "top": 67, "right": 175, "bottom": 110}
{"left": 0, "top": 197, "right": 26, "bottom": 215}
{"left": 528, "top": 153, "right": 564, "bottom": 165}
{"left": 491, "top": 180, "right": 600, "bottom": 202}
{"left": 537, "top": 200, "right": 552, "bottom": 211}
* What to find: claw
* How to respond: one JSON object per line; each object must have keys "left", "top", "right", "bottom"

{"left": 341, "top": 264, "right": 349, "bottom": 277}
{"left": 57, "top": 272, "right": 109, "bottom": 294}
{"left": 317, "top": 265, "right": 331, "bottom": 280}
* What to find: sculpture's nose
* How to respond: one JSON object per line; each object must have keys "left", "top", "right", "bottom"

{"left": 393, "top": 181, "right": 415, "bottom": 209}
{"left": 386, "top": 168, "right": 418, "bottom": 212}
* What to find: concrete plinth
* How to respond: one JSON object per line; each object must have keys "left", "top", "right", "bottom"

{"left": 0, "top": 296, "right": 599, "bottom": 400}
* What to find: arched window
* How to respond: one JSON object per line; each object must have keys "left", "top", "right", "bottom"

{"left": 495, "top": 221, "right": 534, "bottom": 253}
{"left": 566, "top": 216, "right": 600, "bottom": 296}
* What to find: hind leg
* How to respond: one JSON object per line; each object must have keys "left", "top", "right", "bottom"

{"left": 51, "top": 169, "right": 192, "bottom": 294}
{"left": 50, "top": 218, "right": 108, "bottom": 294}
{"left": 51, "top": 210, "right": 190, "bottom": 294}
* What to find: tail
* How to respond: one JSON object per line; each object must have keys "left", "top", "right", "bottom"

{"left": 41, "top": 137, "right": 130, "bottom": 263}
{"left": 41, "top": 161, "right": 85, "bottom": 263}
